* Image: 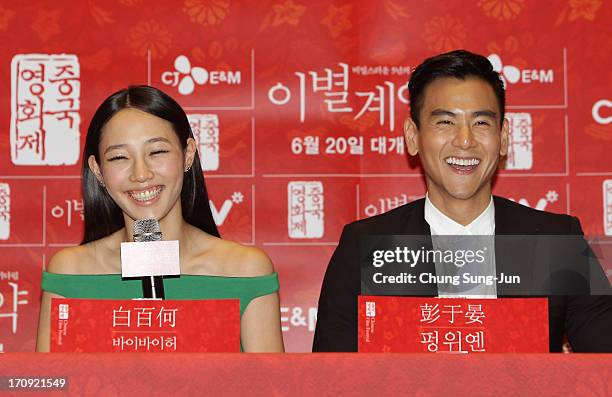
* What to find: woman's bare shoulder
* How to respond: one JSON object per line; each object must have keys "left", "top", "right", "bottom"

{"left": 46, "top": 245, "right": 92, "bottom": 274}
{"left": 188, "top": 229, "right": 274, "bottom": 277}
{"left": 220, "top": 240, "right": 274, "bottom": 277}
{"left": 46, "top": 232, "right": 123, "bottom": 275}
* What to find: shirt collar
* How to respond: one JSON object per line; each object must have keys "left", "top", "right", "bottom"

{"left": 424, "top": 194, "right": 495, "bottom": 236}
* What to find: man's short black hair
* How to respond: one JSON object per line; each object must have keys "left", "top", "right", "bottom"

{"left": 408, "top": 49, "right": 505, "bottom": 128}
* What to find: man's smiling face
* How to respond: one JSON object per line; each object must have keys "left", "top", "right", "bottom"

{"left": 405, "top": 77, "right": 509, "bottom": 206}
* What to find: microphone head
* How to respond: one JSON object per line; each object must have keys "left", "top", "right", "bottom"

{"left": 133, "top": 219, "right": 162, "bottom": 242}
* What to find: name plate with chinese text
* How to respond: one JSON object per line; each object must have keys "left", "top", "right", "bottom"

{"left": 358, "top": 296, "right": 548, "bottom": 353}
{"left": 50, "top": 298, "right": 240, "bottom": 352}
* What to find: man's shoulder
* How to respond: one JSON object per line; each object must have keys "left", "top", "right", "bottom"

{"left": 343, "top": 199, "right": 424, "bottom": 235}
{"left": 493, "top": 196, "right": 579, "bottom": 234}
{"left": 339, "top": 196, "right": 581, "bottom": 236}
{"left": 342, "top": 196, "right": 581, "bottom": 235}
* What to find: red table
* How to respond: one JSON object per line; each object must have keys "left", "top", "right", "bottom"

{"left": 1, "top": 353, "right": 610, "bottom": 396}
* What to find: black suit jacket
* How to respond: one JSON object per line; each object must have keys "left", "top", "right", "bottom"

{"left": 313, "top": 196, "right": 612, "bottom": 352}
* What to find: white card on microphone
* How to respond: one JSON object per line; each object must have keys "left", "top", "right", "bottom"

{"left": 120, "top": 240, "right": 180, "bottom": 277}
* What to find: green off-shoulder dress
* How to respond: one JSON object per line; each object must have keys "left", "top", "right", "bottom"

{"left": 41, "top": 271, "right": 279, "bottom": 317}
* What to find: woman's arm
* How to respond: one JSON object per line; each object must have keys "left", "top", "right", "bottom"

{"left": 238, "top": 248, "right": 284, "bottom": 352}
{"left": 36, "top": 248, "right": 78, "bottom": 352}
{"left": 241, "top": 292, "right": 285, "bottom": 352}
{"left": 36, "top": 291, "right": 64, "bottom": 352}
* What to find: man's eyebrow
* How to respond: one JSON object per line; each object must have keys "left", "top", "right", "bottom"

{"left": 430, "top": 109, "right": 457, "bottom": 117}
{"left": 473, "top": 110, "right": 498, "bottom": 118}
{"left": 103, "top": 137, "right": 171, "bottom": 154}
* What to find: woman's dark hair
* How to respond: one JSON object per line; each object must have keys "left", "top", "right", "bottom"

{"left": 408, "top": 49, "right": 506, "bottom": 128}
{"left": 81, "top": 85, "right": 220, "bottom": 243}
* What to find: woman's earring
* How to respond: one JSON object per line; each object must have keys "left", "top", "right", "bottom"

{"left": 98, "top": 179, "right": 105, "bottom": 188}
{"left": 184, "top": 163, "right": 192, "bottom": 173}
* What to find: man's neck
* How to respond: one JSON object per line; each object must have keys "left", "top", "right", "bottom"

{"left": 426, "top": 191, "right": 492, "bottom": 226}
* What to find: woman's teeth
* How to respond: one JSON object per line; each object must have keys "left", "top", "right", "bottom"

{"left": 129, "top": 187, "right": 161, "bottom": 202}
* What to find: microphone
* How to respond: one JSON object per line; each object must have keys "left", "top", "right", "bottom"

{"left": 133, "top": 219, "right": 165, "bottom": 299}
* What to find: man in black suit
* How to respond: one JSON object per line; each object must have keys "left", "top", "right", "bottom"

{"left": 313, "top": 50, "right": 612, "bottom": 352}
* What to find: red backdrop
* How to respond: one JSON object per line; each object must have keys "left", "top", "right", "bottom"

{"left": 0, "top": 0, "right": 610, "bottom": 352}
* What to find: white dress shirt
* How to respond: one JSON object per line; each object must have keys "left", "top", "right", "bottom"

{"left": 424, "top": 194, "right": 495, "bottom": 236}
{"left": 424, "top": 194, "right": 497, "bottom": 298}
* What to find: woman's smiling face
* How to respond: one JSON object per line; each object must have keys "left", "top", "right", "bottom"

{"left": 89, "top": 108, "right": 194, "bottom": 224}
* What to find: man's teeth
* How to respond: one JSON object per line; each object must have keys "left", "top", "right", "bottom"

{"left": 130, "top": 188, "right": 161, "bottom": 202}
{"left": 446, "top": 157, "right": 480, "bottom": 166}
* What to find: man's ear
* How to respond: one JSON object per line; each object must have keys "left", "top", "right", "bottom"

{"left": 184, "top": 137, "right": 197, "bottom": 171}
{"left": 499, "top": 117, "right": 509, "bottom": 157}
{"left": 403, "top": 118, "right": 420, "bottom": 156}
{"left": 88, "top": 155, "right": 104, "bottom": 185}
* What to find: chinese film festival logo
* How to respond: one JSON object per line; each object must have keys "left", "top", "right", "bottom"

{"left": 10, "top": 54, "right": 81, "bottom": 166}
{"left": 288, "top": 181, "right": 324, "bottom": 239}
{"left": 0, "top": 184, "right": 9, "bottom": 240}
{"left": 187, "top": 114, "right": 219, "bottom": 171}
{"left": 504, "top": 112, "right": 533, "bottom": 170}
{"left": 604, "top": 180, "right": 612, "bottom": 236}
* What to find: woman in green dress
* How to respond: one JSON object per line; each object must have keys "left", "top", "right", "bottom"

{"left": 36, "top": 86, "right": 284, "bottom": 352}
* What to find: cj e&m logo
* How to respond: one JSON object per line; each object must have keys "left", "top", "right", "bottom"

{"left": 592, "top": 99, "right": 611, "bottom": 125}
{"left": 161, "top": 55, "right": 241, "bottom": 95}
{"left": 487, "top": 54, "right": 554, "bottom": 86}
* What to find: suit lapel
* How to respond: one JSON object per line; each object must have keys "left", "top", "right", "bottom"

{"left": 402, "top": 198, "right": 430, "bottom": 235}
{"left": 402, "top": 199, "right": 438, "bottom": 296}
{"left": 493, "top": 196, "right": 537, "bottom": 296}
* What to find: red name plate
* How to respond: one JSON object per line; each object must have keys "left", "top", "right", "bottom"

{"left": 358, "top": 296, "right": 548, "bottom": 353}
{"left": 50, "top": 298, "right": 240, "bottom": 353}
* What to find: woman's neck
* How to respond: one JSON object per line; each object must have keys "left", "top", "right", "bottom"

{"left": 122, "top": 202, "right": 187, "bottom": 242}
